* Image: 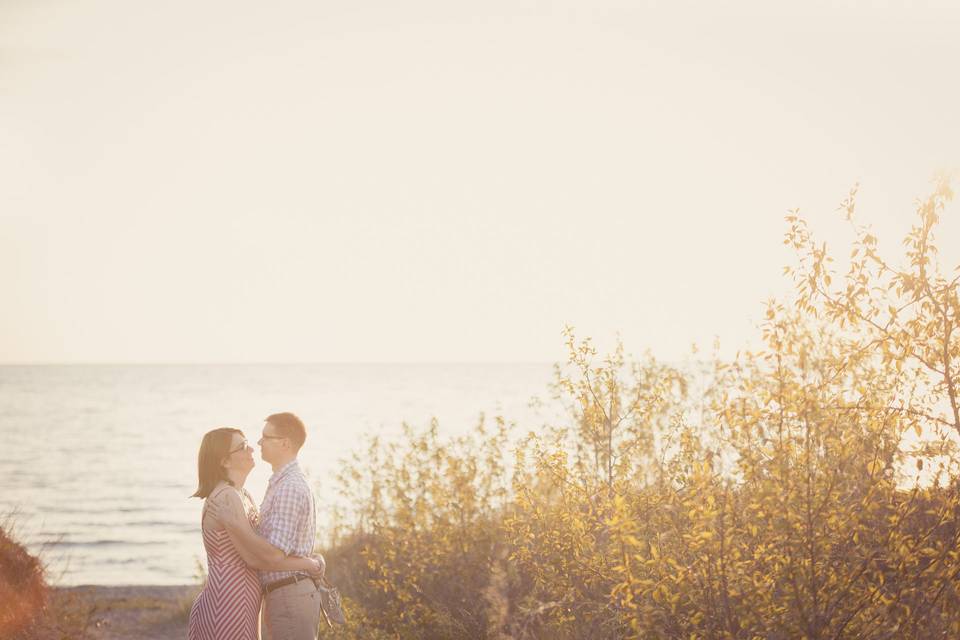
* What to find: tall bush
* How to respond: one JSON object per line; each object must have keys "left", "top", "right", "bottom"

{"left": 325, "top": 180, "right": 960, "bottom": 639}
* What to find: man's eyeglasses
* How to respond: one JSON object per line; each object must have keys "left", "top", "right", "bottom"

{"left": 259, "top": 435, "right": 287, "bottom": 443}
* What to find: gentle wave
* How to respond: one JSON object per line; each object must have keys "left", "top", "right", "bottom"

{"left": 50, "top": 539, "right": 170, "bottom": 548}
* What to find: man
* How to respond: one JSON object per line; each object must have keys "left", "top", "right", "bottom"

{"left": 255, "top": 412, "right": 323, "bottom": 640}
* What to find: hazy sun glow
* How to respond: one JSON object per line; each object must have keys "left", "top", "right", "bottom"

{"left": 2, "top": 0, "right": 958, "bottom": 363}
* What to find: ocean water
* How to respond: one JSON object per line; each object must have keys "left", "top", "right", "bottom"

{"left": 0, "top": 364, "right": 553, "bottom": 585}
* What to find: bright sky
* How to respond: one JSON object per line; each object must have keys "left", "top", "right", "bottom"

{"left": 2, "top": 0, "right": 958, "bottom": 363}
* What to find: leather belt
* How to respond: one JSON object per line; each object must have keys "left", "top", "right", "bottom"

{"left": 262, "top": 574, "right": 315, "bottom": 595}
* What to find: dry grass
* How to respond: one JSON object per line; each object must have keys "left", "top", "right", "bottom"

{"left": 1, "top": 518, "right": 96, "bottom": 640}
{"left": 1, "top": 514, "right": 206, "bottom": 640}
{"left": 1, "top": 519, "right": 49, "bottom": 639}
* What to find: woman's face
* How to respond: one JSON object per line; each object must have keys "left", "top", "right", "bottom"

{"left": 222, "top": 432, "right": 255, "bottom": 476}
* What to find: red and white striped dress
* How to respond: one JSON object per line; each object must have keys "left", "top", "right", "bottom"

{"left": 188, "top": 489, "right": 261, "bottom": 640}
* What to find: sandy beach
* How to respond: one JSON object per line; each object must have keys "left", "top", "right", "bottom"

{"left": 56, "top": 585, "right": 199, "bottom": 640}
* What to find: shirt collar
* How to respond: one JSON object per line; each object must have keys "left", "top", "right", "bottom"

{"left": 268, "top": 459, "right": 300, "bottom": 486}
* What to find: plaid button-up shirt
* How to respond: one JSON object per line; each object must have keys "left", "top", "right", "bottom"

{"left": 258, "top": 459, "right": 317, "bottom": 587}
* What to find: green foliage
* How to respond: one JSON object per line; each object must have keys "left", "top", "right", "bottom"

{"left": 328, "top": 417, "right": 512, "bottom": 639}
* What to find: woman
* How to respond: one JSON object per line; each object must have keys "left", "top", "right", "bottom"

{"left": 188, "top": 427, "right": 322, "bottom": 640}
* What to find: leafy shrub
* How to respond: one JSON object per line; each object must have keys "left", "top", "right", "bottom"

{"left": 325, "top": 180, "right": 960, "bottom": 639}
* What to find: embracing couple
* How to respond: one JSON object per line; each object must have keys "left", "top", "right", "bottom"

{"left": 187, "top": 412, "right": 329, "bottom": 640}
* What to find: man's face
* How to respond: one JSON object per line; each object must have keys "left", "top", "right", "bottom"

{"left": 257, "top": 421, "right": 287, "bottom": 463}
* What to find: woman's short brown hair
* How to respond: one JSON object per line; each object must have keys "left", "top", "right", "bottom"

{"left": 265, "top": 412, "right": 306, "bottom": 451}
{"left": 192, "top": 427, "right": 244, "bottom": 498}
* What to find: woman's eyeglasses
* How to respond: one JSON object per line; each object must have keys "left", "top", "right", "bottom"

{"left": 229, "top": 440, "right": 250, "bottom": 455}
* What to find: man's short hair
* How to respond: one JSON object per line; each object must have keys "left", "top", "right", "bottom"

{"left": 265, "top": 412, "right": 307, "bottom": 451}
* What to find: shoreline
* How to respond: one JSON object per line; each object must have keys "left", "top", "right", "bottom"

{"left": 55, "top": 585, "right": 199, "bottom": 640}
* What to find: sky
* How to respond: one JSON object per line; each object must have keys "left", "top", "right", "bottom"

{"left": 2, "top": 0, "right": 958, "bottom": 363}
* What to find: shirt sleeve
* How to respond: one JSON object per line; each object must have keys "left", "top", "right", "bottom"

{"left": 261, "top": 483, "right": 309, "bottom": 555}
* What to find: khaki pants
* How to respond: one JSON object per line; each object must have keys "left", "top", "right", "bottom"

{"left": 260, "top": 578, "right": 322, "bottom": 640}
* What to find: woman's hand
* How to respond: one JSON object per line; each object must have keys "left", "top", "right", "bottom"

{"left": 207, "top": 491, "right": 247, "bottom": 529}
{"left": 289, "top": 553, "right": 325, "bottom": 578}
{"left": 306, "top": 554, "right": 326, "bottom": 579}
